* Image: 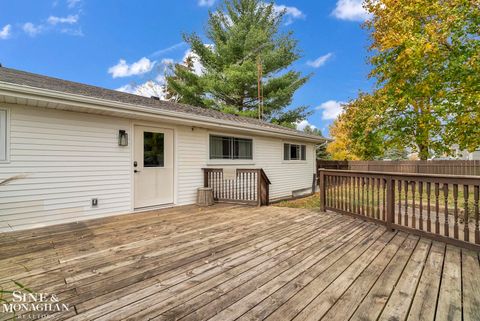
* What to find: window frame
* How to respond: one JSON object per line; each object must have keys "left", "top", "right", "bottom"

{"left": 0, "top": 107, "right": 10, "bottom": 163}
{"left": 209, "top": 134, "right": 253, "bottom": 161}
{"left": 283, "top": 142, "right": 307, "bottom": 162}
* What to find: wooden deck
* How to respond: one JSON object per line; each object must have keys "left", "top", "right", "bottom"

{"left": 0, "top": 204, "right": 479, "bottom": 321}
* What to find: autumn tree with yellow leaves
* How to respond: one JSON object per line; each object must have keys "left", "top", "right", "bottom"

{"left": 329, "top": 0, "right": 479, "bottom": 160}
{"left": 327, "top": 92, "right": 385, "bottom": 160}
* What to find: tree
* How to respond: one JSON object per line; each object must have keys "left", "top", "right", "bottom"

{"left": 301, "top": 125, "right": 331, "bottom": 159}
{"left": 381, "top": 148, "right": 409, "bottom": 161}
{"left": 327, "top": 93, "right": 385, "bottom": 160}
{"left": 303, "top": 125, "right": 322, "bottom": 136}
{"left": 164, "top": 54, "right": 198, "bottom": 102}
{"left": 362, "top": 0, "right": 480, "bottom": 160}
{"left": 326, "top": 116, "right": 358, "bottom": 161}
{"left": 166, "top": 0, "right": 311, "bottom": 126}
{"left": 316, "top": 143, "right": 331, "bottom": 160}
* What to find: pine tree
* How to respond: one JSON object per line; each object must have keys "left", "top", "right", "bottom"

{"left": 164, "top": 54, "right": 197, "bottom": 102}
{"left": 166, "top": 0, "right": 310, "bottom": 126}
{"left": 302, "top": 125, "right": 322, "bottom": 137}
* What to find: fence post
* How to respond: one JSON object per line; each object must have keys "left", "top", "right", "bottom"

{"left": 386, "top": 176, "right": 395, "bottom": 231}
{"left": 319, "top": 169, "right": 326, "bottom": 212}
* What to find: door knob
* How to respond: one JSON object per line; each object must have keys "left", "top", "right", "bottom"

{"left": 134, "top": 170, "right": 140, "bottom": 173}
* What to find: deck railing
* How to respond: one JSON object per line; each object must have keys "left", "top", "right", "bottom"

{"left": 319, "top": 169, "right": 480, "bottom": 250}
{"left": 203, "top": 168, "right": 271, "bottom": 206}
{"left": 316, "top": 160, "right": 480, "bottom": 176}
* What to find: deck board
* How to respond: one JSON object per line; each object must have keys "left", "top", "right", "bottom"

{"left": 0, "top": 204, "right": 478, "bottom": 321}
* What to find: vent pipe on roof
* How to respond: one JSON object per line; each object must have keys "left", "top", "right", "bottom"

{"left": 151, "top": 96, "right": 160, "bottom": 101}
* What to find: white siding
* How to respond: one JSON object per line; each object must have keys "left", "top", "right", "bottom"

{"left": 176, "top": 126, "right": 208, "bottom": 205}
{"left": 0, "top": 106, "right": 132, "bottom": 232}
{"left": 253, "top": 136, "right": 315, "bottom": 200}
{"left": 0, "top": 104, "right": 316, "bottom": 232}
{"left": 175, "top": 131, "right": 316, "bottom": 205}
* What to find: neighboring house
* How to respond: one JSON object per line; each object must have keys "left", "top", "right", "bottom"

{"left": 452, "top": 145, "right": 480, "bottom": 160}
{"left": 0, "top": 67, "right": 327, "bottom": 232}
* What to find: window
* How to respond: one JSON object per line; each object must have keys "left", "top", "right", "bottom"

{"left": 144, "top": 132, "right": 164, "bottom": 167}
{"left": 210, "top": 135, "right": 253, "bottom": 160}
{"left": 284, "top": 143, "right": 306, "bottom": 161}
{"left": 0, "top": 109, "right": 6, "bottom": 161}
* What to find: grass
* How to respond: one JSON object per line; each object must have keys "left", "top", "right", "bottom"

{"left": 274, "top": 193, "right": 320, "bottom": 209}
{"left": 273, "top": 184, "right": 478, "bottom": 223}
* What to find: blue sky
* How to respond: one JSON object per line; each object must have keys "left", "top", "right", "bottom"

{"left": 0, "top": 0, "right": 374, "bottom": 136}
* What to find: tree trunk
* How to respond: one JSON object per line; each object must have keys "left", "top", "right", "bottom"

{"left": 418, "top": 143, "right": 429, "bottom": 160}
{"left": 415, "top": 100, "right": 430, "bottom": 160}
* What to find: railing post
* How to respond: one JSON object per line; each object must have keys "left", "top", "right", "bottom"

{"left": 203, "top": 169, "right": 209, "bottom": 188}
{"left": 386, "top": 176, "right": 395, "bottom": 231}
{"left": 319, "top": 169, "right": 326, "bottom": 212}
{"left": 257, "top": 169, "right": 261, "bottom": 207}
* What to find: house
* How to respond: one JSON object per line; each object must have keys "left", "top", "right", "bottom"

{"left": 0, "top": 67, "right": 327, "bottom": 232}
{"left": 452, "top": 144, "right": 480, "bottom": 160}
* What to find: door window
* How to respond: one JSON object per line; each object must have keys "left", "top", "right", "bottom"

{"left": 144, "top": 132, "right": 164, "bottom": 167}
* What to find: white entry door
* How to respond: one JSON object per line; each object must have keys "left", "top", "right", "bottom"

{"left": 134, "top": 126, "right": 174, "bottom": 208}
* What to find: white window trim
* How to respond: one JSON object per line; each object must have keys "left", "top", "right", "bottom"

{"left": 282, "top": 141, "right": 307, "bottom": 163}
{"left": 0, "top": 107, "right": 10, "bottom": 164}
{"left": 207, "top": 132, "right": 256, "bottom": 166}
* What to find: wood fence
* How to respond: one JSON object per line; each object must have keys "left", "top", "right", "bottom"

{"left": 203, "top": 168, "right": 271, "bottom": 206}
{"left": 317, "top": 160, "right": 480, "bottom": 176}
{"left": 319, "top": 169, "right": 480, "bottom": 250}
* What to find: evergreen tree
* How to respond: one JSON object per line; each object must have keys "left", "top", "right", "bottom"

{"left": 164, "top": 54, "right": 197, "bottom": 102}
{"left": 303, "top": 125, "right": 322, "bottom": 137}
{"left": 166, "top": 0, "right": 310, "bottom": 126}
{"left": 302, "top": 125, "right": 331, "bottom": 159}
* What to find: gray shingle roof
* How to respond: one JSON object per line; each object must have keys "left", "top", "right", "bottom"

{"left": 0, "top": 67, "right": 327, "bottom": 141}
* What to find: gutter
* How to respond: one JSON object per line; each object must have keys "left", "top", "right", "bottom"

{"left": 0, "top": 82, "right": 329, "bottom": 144}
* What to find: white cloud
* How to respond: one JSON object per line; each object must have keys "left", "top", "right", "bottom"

{"left": 117, "top": 80, "right": 166, "bottom": 99}
{"left": 21, "top": 13, "right": 81, "bottom": 37}
{"left": 296, "top": 120, "right": 316, "bottom": 131}
{"left": 108, "top": 57, "right": 155, "bottom": 78}
{"left": 151, "top": 42, "right": 185, "bottom": 57}
{"left": 183, "top": 49, "right": 205, "bottom": 76}
{"left": 316, "top": 100, "right": 345, "bottom": 120}
{"left": 23, "top": 22, "right": 43, "bottom": 37}
{"left": 47, "top": 14, "right": 79, "bottom": 25}
{"left": 332, "top": 0, "right": 371, "bottom": 22}
{"left": 155, "top": 74, "right": 166, "bottom": 83}
{"left": 307, "top": 53, "right": 333, "bottom": 68}
{"left": 161, "top": 58, "right": 174, "bottom": 65}
{"left": 60, "top": 27, "right": 83, "bottom": 36}
{"left": 0, "top": 24, "right": 11, "bottom": 39}
{"left": 67, "top": 0, "right": 82, "bottom": 8}
{"left": 198, "top": 0, "right": 215, "bottom": 7}
{"left": 272, "top": 4, "right": 305, "bottom": 25}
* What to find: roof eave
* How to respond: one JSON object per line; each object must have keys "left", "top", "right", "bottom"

{"left": 0, "top": 81, "right": 329, "bottom": 143}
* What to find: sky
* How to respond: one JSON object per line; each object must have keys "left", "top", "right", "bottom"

{"left": 0, "top": 0, "right": 374, "bottom": 137}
